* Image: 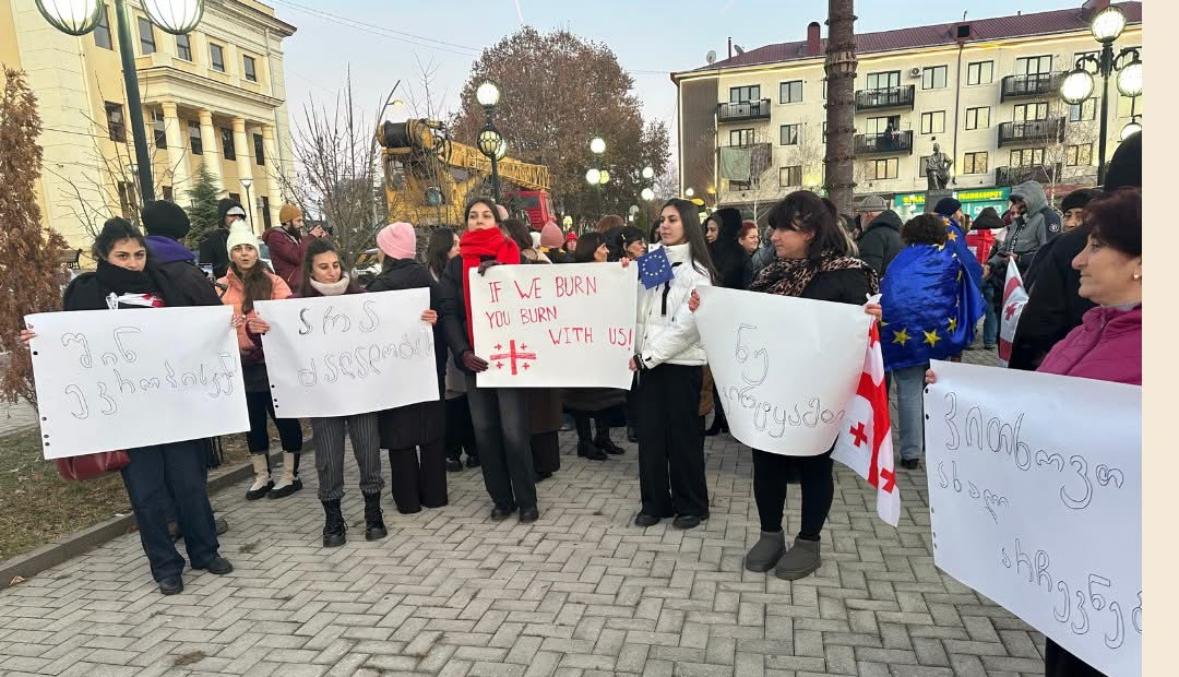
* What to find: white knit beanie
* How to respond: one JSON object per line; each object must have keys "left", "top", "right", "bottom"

{"left": 225, "top": 220, "right": 259, "bottom": 254}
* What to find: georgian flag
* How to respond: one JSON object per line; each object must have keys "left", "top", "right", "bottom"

{"left": 997, "top": 263, "right": 1028, "bottom": 367}
{"left": 833, "top": 324, "right": 901, "bottom": 526}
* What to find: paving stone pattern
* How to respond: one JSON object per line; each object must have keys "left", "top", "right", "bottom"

{"left": 0, "top": 348, "right": 1044, "bottom": 677}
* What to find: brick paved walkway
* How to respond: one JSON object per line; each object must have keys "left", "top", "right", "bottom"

{"left": 0, "top": 349, "right": 1045, "bottom": 677}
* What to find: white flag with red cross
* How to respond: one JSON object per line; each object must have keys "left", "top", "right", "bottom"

{"left": 832, "top": 324, "right": 901, "bottom": 527}
{"left": 996, "top": 263, "right": 1029, "bottom": 366}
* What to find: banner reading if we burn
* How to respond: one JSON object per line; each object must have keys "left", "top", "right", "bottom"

{"left": 468, "top": 263, "right": 637, "bottom": 388}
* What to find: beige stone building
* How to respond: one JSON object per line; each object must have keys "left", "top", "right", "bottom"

{"left": 1, "top": 0, "right": 297, "bottom": 255}
{"left": 671, "top": 0, "right": 1142, "bottom": 220}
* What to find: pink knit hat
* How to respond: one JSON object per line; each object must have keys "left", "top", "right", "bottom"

{"left": 376, "top": 222, "right": 416, "bottom": 260}
{"left": 540, "top": 220, "right": 563, "bottom": 248}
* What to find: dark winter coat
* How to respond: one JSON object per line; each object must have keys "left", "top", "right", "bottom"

{"left": 367, "top": 258, "right": 446, "bottom": 448}
{"left": 708, "top": 208, "right": 747, "bottom": 289}
{"left": 856, "top": 210, "right": 904, "bottom": 278}
{"left": 145, "top": 235, "right": 221, "bottom": 307}
{"left": 799, "top": 268, "right": 875, "bottom": 306}
{"left": 198, "top": 227, "right": 230, "bottom": 280}
{"left": 62, "top": 266, "right": 178, "bottom": 312}
{"left": 261, "top": 227, "right": 305, "bottom": 289}
{"left": 437, "top": 255, "right": 478, "bottom": 371}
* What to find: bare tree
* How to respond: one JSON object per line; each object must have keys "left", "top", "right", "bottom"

{"left": 824, "top": 0, "right": 858, "bottom": 214}
{"left": 1042, "top": 100, "right": 1100, "bottom": 200}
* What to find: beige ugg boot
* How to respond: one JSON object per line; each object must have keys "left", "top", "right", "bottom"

{"left": 245, "top": 455, "right": 272, "bottom": 501}
{"left": 268, "top": 452, "right": 303, "bottom": 499}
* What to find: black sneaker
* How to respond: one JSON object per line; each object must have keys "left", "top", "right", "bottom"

{"left": 518, "top": 507, "right": 540, "bottom": 524}
{"left": 633, "top": 513, "right": 662, "bottom": 527}
{"left": 490, "top": 505, "right": 516, "bottom": 521}
{"left": 577, "top": 440, "right": 608, "bottom": 461}
{"left": 900, "top": 458, "right": 921, "bottom": 470}
{"left": 672, "top": 515, "right": 704, "bottom": 530}
{"left": 158, "top": 577, "right": 184, "bottom": 595}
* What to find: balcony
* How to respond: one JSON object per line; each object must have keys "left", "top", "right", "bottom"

{"left": 1000, "top": 73, "right": 1064, "bottom": 101}
{"left": 717, "top": 99, "right": 772, "bottom": 123}
{"left": 997, "top": 118, "right": 1065, "bottom": 147}
{"left": 855, "top": 85, "right": 916, "bottom": 111}
{"left": 854, "top": 130, "right": 914, "bottom": 156}
{"left": 995, "top": 163, "right": 1064, "bottom": 187}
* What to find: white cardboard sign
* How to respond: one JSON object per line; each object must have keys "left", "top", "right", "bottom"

{"left": 255, "top": 289, "right": 438, "bottom": 418}
{"left": 469, "top": 263, "right": 637, "bottom": 388}
{"left": 925, "top": 360, "right": 1141, "bottom": 677}
{"left": 25, "top": 306, "right": 249, "bottom": 459}
{"left": 695, "top": 287, "right": 871, "bottom": 454}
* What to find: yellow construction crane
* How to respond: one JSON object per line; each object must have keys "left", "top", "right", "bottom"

{"left": 377, "top": 119, "right": 553, "bottom": 227}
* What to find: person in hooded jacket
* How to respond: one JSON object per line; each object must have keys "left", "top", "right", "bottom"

{"left": 367, "top": 222, "right": 449, "bottom": 514}
{"left": 21, "top": 218, "right": 233, "bottom": 595}
{"left": 262, "top": 203, "right": 307, "bottom": 290}
{"left": 1024, "top": 188, "right": 1101, "bottom": 291}
{"left": 987, "top": 180, "right": 1059, "bottom": 281}
{"left": 855, "top": 209, "right": 903, "bottom": 278}
{"left": 199, "top": 198, "right": 244, "bottom": 280}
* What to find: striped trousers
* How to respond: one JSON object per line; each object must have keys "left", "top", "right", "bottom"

{"left": 311, "top": 413, "right": 384, "bottom": 502}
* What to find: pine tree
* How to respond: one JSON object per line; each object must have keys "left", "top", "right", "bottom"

{"left": 185, "top": 162, "right": 221, "bottom": 248}
{"left": 0, "top": 67, "right": 69, "bottom": 407}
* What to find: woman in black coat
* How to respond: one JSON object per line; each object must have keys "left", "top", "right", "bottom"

{"left": 367, "top": 223, "right": 448, "bottom": 514}
{"left": 702, "top": 207, "right": 747, "bottom": 436}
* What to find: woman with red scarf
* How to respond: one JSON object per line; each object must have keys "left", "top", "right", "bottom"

{"left": 436, "top": 198, "right": 540, "bottom": 523}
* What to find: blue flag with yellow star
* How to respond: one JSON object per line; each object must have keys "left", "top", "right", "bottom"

{"left": 879, "top": 238, "right": 986, "bottom": 371}
{"left": 636, "top": 246, "right": 674, "bottom": 290}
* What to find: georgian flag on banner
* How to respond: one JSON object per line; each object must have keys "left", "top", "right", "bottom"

{"left": 997, "top": 262, "right": 1028, "bottom": 367}
{"left": 832, "top": 324, "right": 901, "bottom": 526}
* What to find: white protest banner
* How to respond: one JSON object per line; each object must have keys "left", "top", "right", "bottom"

{"left": 924, "top": 360, "right": 1140, "bottom": 677}
{"left": 25, "top": 306, "right": 248, "bottom": 459}
{"left": 695, "top": 286, "right": 871, "bottom": 455}
{"left": 255, "top": 289, "right": 438, "bottom": 418}
{"left": 469, "top": 263, "right": 637, "bottom": 388}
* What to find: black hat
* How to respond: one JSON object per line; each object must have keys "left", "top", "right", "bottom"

{"left": 971, "top": 207, "right": 1004, "bottom": 230}
{"left": 141, "top": 200, "right": 190, "bottom": 239}
{"left": 1103, "top": 131, "right": 1141, "bottom": 191}
{"left": 1061, "top": 188, "right": 1102, "bottom": 213}
{"left": 933, "top": 197, "right": 962, "bottom": 217}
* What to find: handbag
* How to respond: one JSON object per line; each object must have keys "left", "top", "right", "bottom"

{"left": 55, "top": 450, "right": 130, "bottom": 481}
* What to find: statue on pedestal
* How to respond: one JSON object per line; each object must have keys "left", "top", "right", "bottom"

{"left": 925, "top": 142, "right": 953, "bottom": 190}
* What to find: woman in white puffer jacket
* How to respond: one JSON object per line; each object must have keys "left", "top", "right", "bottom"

{"left": 629, "top": 198, "right": 717, "bottom": 530}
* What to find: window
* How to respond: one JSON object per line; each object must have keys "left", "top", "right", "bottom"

{"left": 1010, "top": 148, "right": 1045, "bottom": 167}
{"left": 966, "top": 60, "right": 993, "bottom": 85}
{"left": 94, "top": 6, "right": 112, "bottom": 49}
{"left": 1016, "top": 55, "right": 1053, "bottom": 76}
{"left": 1070, "top": 98, "right": 1097, "bottom": 122}
{"left": 189, "top": 121, "right": 203, "bottom": 154}
{"left": 152, "top": 111, "right": 166, "bottom": 149}
{"left": 865, "top": 71, "right": 900, "bottom": 90}
{"left": 962, "top": 151, "right": 988, "bottom": 174}
{"left": 729, "top": 128, "right": 755, "bottom": 146}
{"left": 253, "top": 133, "right": 265, "bottom": 165}
{"left": 261, "top": 196, "right": 271, "bottom": 229}
{"left": 865, "top": 115, "right": 899, "bottom": 135}
{"left": 105, "top": 102, "right": 125, "bottom": 142}
{"left": 869, "top": 158, "right": 899, "bottom": 180}
{"left": 137, "top": 16, "right": 155, "bottom": 55}
{"left": 822, "top": 78, "right": 827, "bottom": 100}
{"left": 210, "top": 43, "right": 225, "bottom": 72}
{"left": 779, "top": 80, "right": 803, "bottom": 104}
{"left": 922, "top": 65, "right": 948, "bottom": 90}
{"left": 1013, "top": 102, "right": 1049, "bottom": 122}
{"left": 176, "top": 33, "right": 192, "bottom": 61}
{"left": 822, "top": 121, "right": 827, "bottom": 144}
{"left": 116, "top": 182, "right": 137, "bottom": 218}
{"left": 779, "top": 165, "right": 802, "bottom": 188}
{"left": 221, "top": 127, "right": 236, "bottom": 160}
{"left": 243, "top": 55, "right": 258, "bottom": 82}
{"left": 1067, "top": 143, "right": 1093, "bottom": 166}
{"left": 228, "top": 192, "right": 241, "bottom": 204}
{"left": 779, "top": 124, "right": 800, "bottom": 145}
{"left": 729, "top": 85, "right": 760, "bottom": 103}
{"left": 964, "top": 106, "right": 991, "bottom": 130}
{"left": 920, "top": 111, "right": 946, "bottom": 135}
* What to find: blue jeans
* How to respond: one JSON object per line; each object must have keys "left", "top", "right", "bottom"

{"left": 892, "top": 364, "right": 928, "bottom": 462}
{"left": 982, "top": 283, "right": 999, "bottom": 346}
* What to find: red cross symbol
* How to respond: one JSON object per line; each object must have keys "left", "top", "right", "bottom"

{"left": 1005, "top": 302, "right": 1019, "bottom": 320}
{"left": 879, "top": 467, "right": 896, "bottom": 492}
{"left": 849, "top": 422, "right": 868, "bottom": 447}
{"left": 489, "top": 340, "right": 537, "bottom": 376}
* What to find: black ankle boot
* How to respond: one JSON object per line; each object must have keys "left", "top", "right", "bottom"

{"left": 321, "top": 499, "right": 346, "bottom": 548}
{"left": 363, "top": 492, "right": 388, "bottom": 541}
{"left": 595, "top": 435, "right": 625, "bottom": 455}
{"left": 577, "top": 440, "right": 608, "bottom": 460}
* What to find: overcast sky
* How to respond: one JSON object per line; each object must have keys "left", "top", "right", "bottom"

{"left": 275, "top": 0, "right": 1089, "bottom": 152}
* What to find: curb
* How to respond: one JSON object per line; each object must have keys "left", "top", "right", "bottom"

{"left": 0, "top": 447, "right": 299, "bottom": 590}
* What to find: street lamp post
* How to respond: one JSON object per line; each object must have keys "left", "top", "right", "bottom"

{"left": 1059, "top": 5, "right": 1142, "bottom": 185}
{"left": 35, "top": 0, "right": 205, "bottom": 205}
{"left": 240, "top": 176, "right": 254, "bottom": 230}
{"left": 475, "top": 81, "right": 504, "bottom": 202}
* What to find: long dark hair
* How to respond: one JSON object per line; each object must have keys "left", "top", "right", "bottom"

{"left": 230, "top": 244, "right": 274, "bottom": 312}
{"left": 766, "top": 191, "right": 853, "bottom": 262}
{"left": 465, "top": 197, "right": 502, "bottom": 227}
{"left": 661, "top": 198, "right": 717, "bottom": 281}
{"left": 301, "top": 237, "right": 341, "bottom": 287}
{"left": 93, "top": 217, "right": 147, "bottom": 261}
{"left": 426, "top": 227, "right": 456, "bottom": 279}
{"left": 573, "top": 232, "right": 605, "bottom": 263}
{"left": 502, "top": 218, "right": 532, "bottom": 250}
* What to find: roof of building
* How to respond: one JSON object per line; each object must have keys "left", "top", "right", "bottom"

{"left": 676, "top": 1, "right": 1141, "bottom": 78}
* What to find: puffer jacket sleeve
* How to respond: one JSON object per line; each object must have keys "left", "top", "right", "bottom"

{"left": 640, "top": 265, "right": 712, "bottom": 369}
{"left": 270, "top": 274, "right": 293, "bottom": 300}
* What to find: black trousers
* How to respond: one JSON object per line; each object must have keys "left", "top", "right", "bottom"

{"left": 244, "top": 390, "right": 303, "bottom": 454}
{"left": 752, "top": 448, "right": 834, "bottom": 540}
{"left": 444, "top": 395, "right": 478, "bottom": 462}
{"left": 1044, "top": 638, "right": 1104, "bottom": 677}
{"left": 121, "top": 440, "right": 219, "bottom": 582}
{"left": 465, "top": 374, "right": 537, "bottom": 511}
{"left": 634, "top": 364, "right": 709, "bottom": 518}
{"left": 531, "top": 431, "right": 561, "bottom": 475}
{"left": 573, "top": 412, "right": 609, "bottom": 443}
{"left": 387, "top": 440, "right": 448, "bottom": 513}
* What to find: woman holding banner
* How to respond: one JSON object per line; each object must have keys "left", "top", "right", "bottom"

{"left": 437, "top": 198, "right": 541, "bottom": 523}
{"left": 368, "top": 222, "right": 448, "bottom": 515}
{"left": 630, "top": 198, "right": 716, "bottom": 530}
{"left": 21, "top": 218, "right": 232, "bottom": 595}
{"left": 693, "top": 191, "right": 879, "bottom": 580}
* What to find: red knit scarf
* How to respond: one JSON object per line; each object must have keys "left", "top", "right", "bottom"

{"left": 460, "top": 227, "right": 520, "bottom": 345}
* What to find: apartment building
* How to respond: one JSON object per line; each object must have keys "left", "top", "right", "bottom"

{"left": 1, "top": 0, "right": 297, "bottom": 253}
{"left": 671, "top": 0, "right": 1142, "bottom": 220}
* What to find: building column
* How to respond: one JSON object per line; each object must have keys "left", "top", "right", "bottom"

{"left": 262, "top": 125, "right": 283, "bottom": 229}
{"left": 198, "top": 109, "right": 223, "bottom": 192}
{"left": 232, "top": 117, "right": 258, "bottom": 232}
{"left": 160, "top": 102, "right": 190, "bottom": 203}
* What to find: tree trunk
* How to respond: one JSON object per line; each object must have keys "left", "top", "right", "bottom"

{"left": 824, "top": 0, "right": 858, "bottom": 215}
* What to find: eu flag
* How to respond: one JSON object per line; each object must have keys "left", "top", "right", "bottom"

{"left": 880, "top": 239, "right": 985, "bottom": 371}
{"left": 636, "top": 246, "right": 674, "bottom": 289}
